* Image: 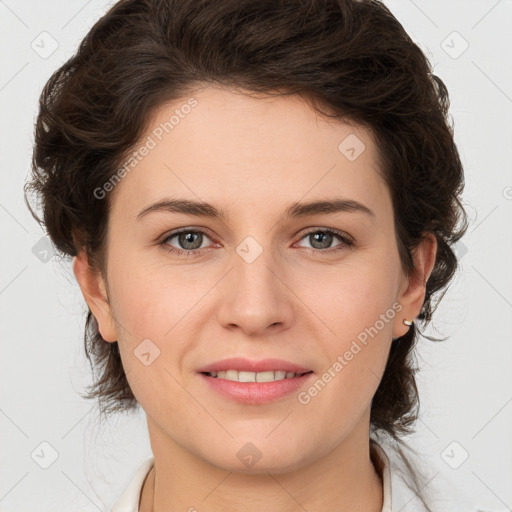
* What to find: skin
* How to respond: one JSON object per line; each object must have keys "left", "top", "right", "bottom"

{"left": 73, "top": 84, "right": 436, "bottom": 512}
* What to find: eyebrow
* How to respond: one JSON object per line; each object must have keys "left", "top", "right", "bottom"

{"left": 136, "top": 197, "right": 375, "bottom": 221}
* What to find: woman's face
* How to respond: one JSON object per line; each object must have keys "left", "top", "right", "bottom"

{"left": 76, "top": 85, "right": 431, "bottom": 472}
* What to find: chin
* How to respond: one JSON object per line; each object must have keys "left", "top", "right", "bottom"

{"left": 203, "top": 437, "right": 314, "bottom": 475}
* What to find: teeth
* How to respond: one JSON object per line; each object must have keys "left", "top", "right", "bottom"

{"left": 208, "top": 370, "right": 302, "bottom": 382}
{"left": 226, "top": 370, "right": 238, "bottom": 381}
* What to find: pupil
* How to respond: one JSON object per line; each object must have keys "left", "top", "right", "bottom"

{"left": 312, "top": 231, "right": 332, "bottom": 249}
{"left": 180, "top": 232, "right": 201, "bottom": 249}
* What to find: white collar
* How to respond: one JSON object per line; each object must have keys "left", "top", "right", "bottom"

{"left": 111, "top": 438, "right": 393, "bottom": 512}
{"left": 371, "top": 437, "right": 393, "bottom": 512}
{"left": 111, "top": 455, "right": 154, "bottom": 512}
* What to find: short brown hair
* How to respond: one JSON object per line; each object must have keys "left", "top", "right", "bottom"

{"left": 26, "top": 0, "right": 467, "bottom": 449}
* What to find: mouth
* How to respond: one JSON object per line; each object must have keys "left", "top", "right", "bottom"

{"left": 201, "top": 370, "right": 314, "bottom": 383}
{"left": 198, "top": 369, "right": 316, "bottom": 404}
{"left": 196, "top": 358, "right": 315, "bottom": 403}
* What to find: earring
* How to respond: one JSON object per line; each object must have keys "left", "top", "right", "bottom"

{"left": 393, "top": 319, "right": 414, "bottom": 340}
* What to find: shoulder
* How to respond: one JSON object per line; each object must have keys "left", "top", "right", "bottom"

{"left": 110, "top": 456, "right": 154, "bottom": 512}
{"left": 370, "top": 437, "right": 393, "bottom": 512}
{"left": 371, "top": 435, "right": 431, "bottom": 512}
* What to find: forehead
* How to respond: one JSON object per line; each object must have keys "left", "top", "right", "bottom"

{"left": 109, "top": 85, "right": 390, "bottom": 222}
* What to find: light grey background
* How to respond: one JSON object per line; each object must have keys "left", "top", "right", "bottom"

{"left": 1, "top": 1, "right": 511, "bottom": 510}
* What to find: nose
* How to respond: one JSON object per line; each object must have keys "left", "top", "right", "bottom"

{"left": 216, "top": 247, "right": 295, "bottom": 337}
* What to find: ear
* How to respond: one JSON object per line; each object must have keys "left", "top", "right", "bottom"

{"left": 72, "top": 251, "right": 118, "bottom": 342}
{"left": 393, "top": 232, "right": 437, "bottom": 339}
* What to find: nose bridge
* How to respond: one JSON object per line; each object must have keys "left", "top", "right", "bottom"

{"left": 216, "top": 233, "right": 293, "bottom": 334}
{"left": 233, "top": 233, "right": 282, "bottom": 305}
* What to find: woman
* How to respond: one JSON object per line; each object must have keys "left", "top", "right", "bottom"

{"left": 25, "top": 0, "right": 468, "bottom": 510}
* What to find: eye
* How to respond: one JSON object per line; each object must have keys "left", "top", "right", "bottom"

{"left": 159, "top": 227, "right": 354, "bottom": 257}
{"left": 295, "top": 228, "right": 354, "bottom": 254}
{"left": 160, "top": 229, "right": 214, "bottom": 257}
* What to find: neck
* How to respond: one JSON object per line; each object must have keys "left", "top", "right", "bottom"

{"left": 140, "top": 415, "right": 383, "bottom": 512}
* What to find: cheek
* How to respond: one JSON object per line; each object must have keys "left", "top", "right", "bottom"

{"left": 298, "top": 253, "right": 399, "bottom": 335}
{"left": 107, "top": 255, "right": 210, "bottom": 385}
{"left": 296, "top": 259, "right": 398, "bottom": 401}
{"left": 106, "top": 262, "right": 196, "bottom": 412}
{"left": 108, "top": 251, "right": 190, "bottom": 335}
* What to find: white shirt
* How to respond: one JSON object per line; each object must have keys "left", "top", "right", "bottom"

{"left": 111, "top": 438, "right": 394, "bottom": 512}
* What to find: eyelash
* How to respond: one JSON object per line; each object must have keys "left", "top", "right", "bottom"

{"left": 159, "top": 227, "right": 354, "bottom": 257}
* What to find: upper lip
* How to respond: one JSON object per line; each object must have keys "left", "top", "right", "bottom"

{"left": 197, "top": 357, "right": 313, "bottom": 374}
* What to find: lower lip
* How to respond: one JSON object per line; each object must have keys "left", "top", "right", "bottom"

{"left": 198, "top": 372, "right": 315, "bottom": 404}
